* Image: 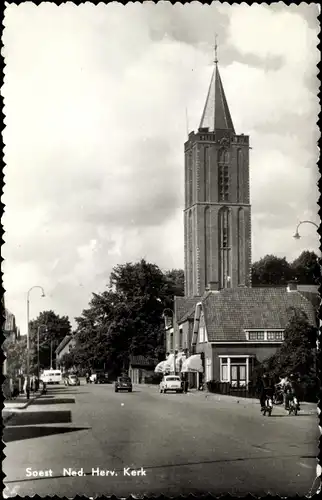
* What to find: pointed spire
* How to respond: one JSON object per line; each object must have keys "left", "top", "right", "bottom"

{"left": 199, "top": 39, "right": 235, "bottom": 133}
{"left": 214, "top": 34, "right": 218, "bottom": 65}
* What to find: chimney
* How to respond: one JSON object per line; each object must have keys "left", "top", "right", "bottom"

{"left": 287, "top": 280, "right": 298, "bottom": 292}
{"left": 208, "top": 281, "right": 220, "bottom": 292}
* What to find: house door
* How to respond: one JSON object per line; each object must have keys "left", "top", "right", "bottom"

{"left": 231, "top": 363, "right": 246, "bottom": 387}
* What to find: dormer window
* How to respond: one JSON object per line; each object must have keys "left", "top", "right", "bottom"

{"left": 245, "top": 329, "right": 284, "bottom": 341}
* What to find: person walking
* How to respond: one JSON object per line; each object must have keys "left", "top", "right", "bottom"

{"left": 258, "top": 374, "right": 274, "bottom": 411}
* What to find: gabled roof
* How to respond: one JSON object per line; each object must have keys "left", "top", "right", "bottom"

{"left": 129, "top": 355, "right": 158, "bottom": 368}
{"left": 202, "top": 288, "right": 317, "bottom": 342}
{"left": 55, "top": 335, "right": 74, "bottom": 355}
{"left": 199, "top": 63, "right": 235, "bottom": 133}
{"left": 175, "top": 296, "right": 201, "bottom": 324}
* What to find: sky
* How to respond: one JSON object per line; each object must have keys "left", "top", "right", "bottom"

{"left": 2, "top": 2, "right": 320, "bottom": 332}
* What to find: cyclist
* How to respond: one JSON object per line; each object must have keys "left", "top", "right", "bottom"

{"left": 259, "top": 374, "right": 274, "bottom": 411}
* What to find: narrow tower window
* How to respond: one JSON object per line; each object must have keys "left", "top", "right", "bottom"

{"left": 237, "top": 208, "right": 245, "bottom": 285}
{"left": 188, "top": 151, "right": 193, "bottom": 206}
{"left": 237, "top": 149, "right": 243, "bottom": 203}
{"left": 218, "top": 148, "right": 229, "bottom": 202}
{"left": 204, "top": 206, "right": 211, "bottom": 288}
{"left": 219, "top": 207, "right": 231, "bottom": 288}
{"left": 204, "top": 147, "right": 209, "bottom": 201}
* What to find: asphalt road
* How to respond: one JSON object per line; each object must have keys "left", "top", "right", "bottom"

{"left": 3, "top": 381, "right": 319, "bottom": 497}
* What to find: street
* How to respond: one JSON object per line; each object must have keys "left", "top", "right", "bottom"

{"left": 3, "top": 382, "right": 319, "bottom": 497}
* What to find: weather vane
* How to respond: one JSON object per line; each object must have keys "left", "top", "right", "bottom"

{"left": 214, "top": 34, "right": 218, "bottom": 64}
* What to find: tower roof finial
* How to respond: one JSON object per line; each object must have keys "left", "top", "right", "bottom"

{"left": 214, "top": 33, "right": 218, "bottom": 65}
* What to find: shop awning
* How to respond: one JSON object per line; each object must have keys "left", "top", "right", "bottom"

{"left": 154, "top": 361, "right": 168, "bottom": 373}
{"left": 155, "top": 352, "right": 187, "bottom": 374}
{"left": 181, "top": 354, "right": 203, "bottom": 373}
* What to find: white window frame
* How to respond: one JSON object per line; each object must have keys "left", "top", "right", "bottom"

{"left": 245, "top": 329, "right": 284, "bottom": 342}
{"left": 219, "top": 355, "right": 255, "bottom": 384}
{"left": 205, "top": 357, "right": 212, "bottom": 382}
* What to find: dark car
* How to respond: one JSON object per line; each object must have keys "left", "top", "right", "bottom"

{"left": 96, "top": 372, "right": 109, "bottom": 384}
{"left": 115, "top": 376, "right": 132, "bottom": 393}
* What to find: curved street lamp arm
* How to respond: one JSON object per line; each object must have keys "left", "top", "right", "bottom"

{"left": 27, "top": 285, "right": 45, "bottom": 299}
{"left": 296, "top": 220, "right": 319, "bottom": 231}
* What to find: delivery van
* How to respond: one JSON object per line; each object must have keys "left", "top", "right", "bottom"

{"left": 41, "top": 370, "right": 62, "bottom": 385}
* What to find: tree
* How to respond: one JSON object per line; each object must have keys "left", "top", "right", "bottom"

{"left": 252, "top": 255, "right": 293, "bottom": 286}
{"left": 261, "top": 308, "right": 318, "bottom": 401}
{"left": 73, "top": 260, "right": 184, "bottom": 376}
{"left": 3, "top": 336, "right": 27, "bottom": 377}
{"left": 29, "top": 310, "right": 72, "bottom": 372}
{"left": 291, "top": 251, "right": 320, "bottom": 285}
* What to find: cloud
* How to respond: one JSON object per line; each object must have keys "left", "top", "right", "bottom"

{"left": 2, "top": 3, "right": 319, "bottom": 330}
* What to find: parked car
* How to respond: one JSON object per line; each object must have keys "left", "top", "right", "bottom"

{"left": 159, "top": 375, "right": 183, "bottom": 394}
{"left": 64, "top": 374, "right": 80, "bottom": 386}
{"left": 96, "top": 372, "right": 109, "bottom": 384}
{"left": 115, "top": 376, "right": 132, "bottom": 393}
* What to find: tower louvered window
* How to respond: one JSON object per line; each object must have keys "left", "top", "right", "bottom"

{"left": 218, "top": 149, "right": 229, "bottom": 201}
{"left": 219, "top": 207, "right": 231, "bottom": 289}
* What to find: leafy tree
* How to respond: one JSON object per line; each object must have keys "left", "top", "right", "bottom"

{"left": 252, "top": 255, "right": 293, "bottom": 286}
{"left": 291, "top": 251, "right": 320, "bottom": 285}
{"left": 29, "top": 310, "right": 72, "bottom": 372}
{"left": 260, "top": 308, "right": 318, "bottom": 401}
{"left": 3, "top": 336, "right": 27, "bottom": 377}
{"left": 73, "top": 260, "right": 184, "bottom": 376}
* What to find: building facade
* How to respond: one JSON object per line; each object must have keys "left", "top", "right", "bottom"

{"left": 184, "top": 59, "right": 251, "bottom": 296}
{"left": 55, "top": 335, "right": 76, "bottom": 371}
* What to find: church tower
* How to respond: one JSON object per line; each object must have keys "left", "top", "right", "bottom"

{"left": 184, "top": 50, "right": 252, "bottom": 296}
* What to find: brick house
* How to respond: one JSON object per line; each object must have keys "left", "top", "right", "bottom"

{"left": 170, "top": 283, "right": 317, "bottom": 389}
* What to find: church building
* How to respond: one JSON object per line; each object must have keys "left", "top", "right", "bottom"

{"left": 165, "top": 51, "right": 317, "bottom": 390}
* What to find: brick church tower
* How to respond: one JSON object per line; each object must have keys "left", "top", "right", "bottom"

{"left": 184, "top": 54, "right": 252, "bottom": 297}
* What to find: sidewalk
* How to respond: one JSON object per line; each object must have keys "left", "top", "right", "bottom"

{"left": 142, "top": 384, "right": 318, "bottom": 415}
{"left": 186, "top": 389, "right": 318, "bottom": 414}
{"left": 2, "top": 391, "right": 43, "bottom": 424}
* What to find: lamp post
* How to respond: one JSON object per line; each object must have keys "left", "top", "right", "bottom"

{"left": 163, "top": 308, "right": 176, "bottom": 375}
{"left": 293, "top": 220, "right": 319, "bottom": 240}
{"left": 27, "top": 286, "right": 45, "bottom": 399}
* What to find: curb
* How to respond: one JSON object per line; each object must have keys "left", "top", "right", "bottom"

{"left": 3, "top": 392, "right": 43, "bottom": 425}
{"left": 141, "top": 384, "right": 317, "bottom": 414}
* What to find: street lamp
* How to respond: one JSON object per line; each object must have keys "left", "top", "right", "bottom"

{"left": 26, "top": 286, "right": 45, "bottom": 399}
{"left": 293, "top": 220, "right": 319, "bottom": 240}
{"left": 162, "top": 308, "right": 176, "bottom": 375}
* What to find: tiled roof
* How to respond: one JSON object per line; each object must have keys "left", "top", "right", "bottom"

{"left": 55, "top": 335, "right": 74, "bottom": 354}
{"left": 129, "top": 355, "right": 158, "bottom": 368}
{"left": 199, "top": 63, "right": 235, "bottom": 133}
{"left": 298, "top": 291, "right": 320, "bottom": 311}
{"left": 175, "top": 296, "right": 201, "bottom": 324}
{"left": 202, "top": 288, "right": 317, "bottom": 342}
